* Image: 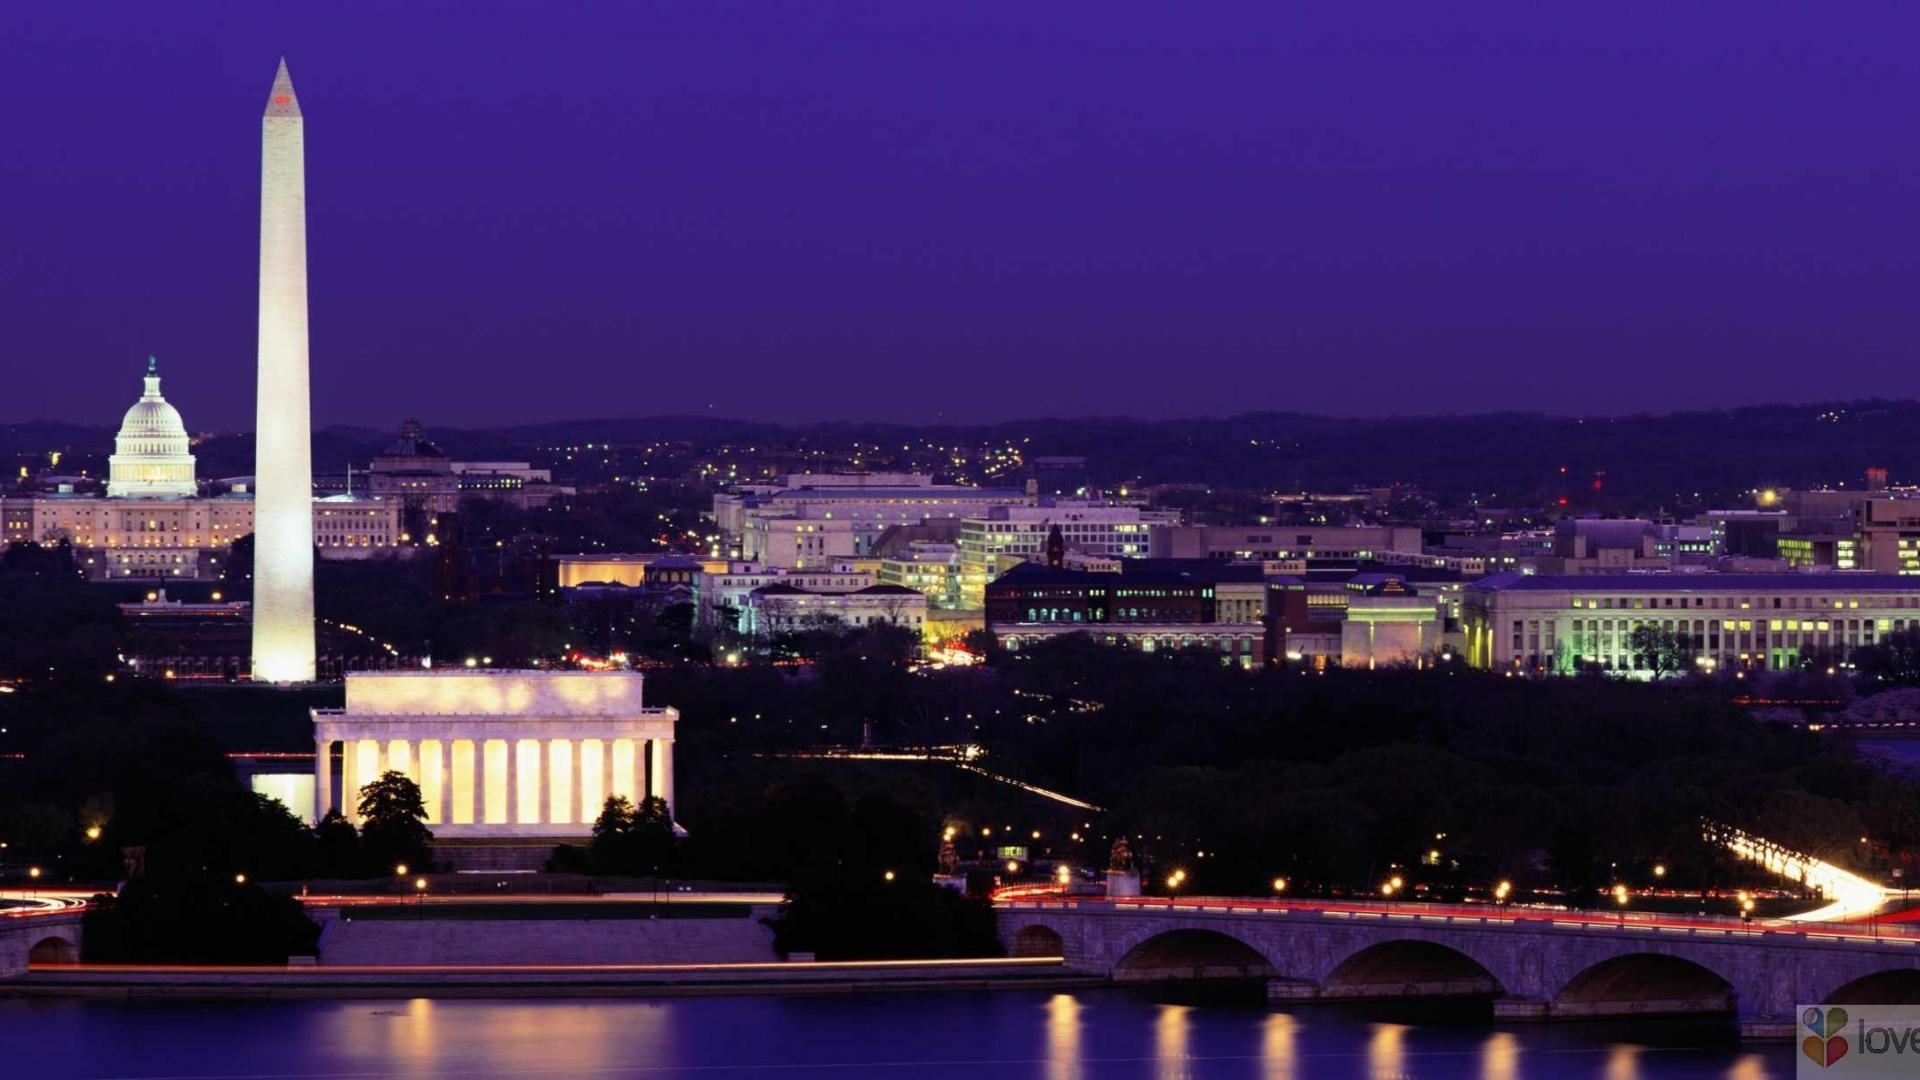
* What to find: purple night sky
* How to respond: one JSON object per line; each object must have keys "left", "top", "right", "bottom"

{"left": 4, "top": 2, "right": 1919, "bottom": 429}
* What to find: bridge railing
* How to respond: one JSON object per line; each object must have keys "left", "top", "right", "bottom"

{"left": 997, "top": 895, "right": 1920, "bottom": 948}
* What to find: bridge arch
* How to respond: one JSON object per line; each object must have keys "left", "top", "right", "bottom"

{"left": 1112, "top": 928, "right": 1274, "bottom": 983}
{"left": 1010, "top": 924, "right": 1064, "bottom": 958}
{"left": 28, "top": 936, "right": 77, "bottom": 965}
{"left": 1821, "top": 968, "right": 1920, "bottom": 1006}
{"left": 1553, "top": 953, "right": 1736, "bottom": 1017}
{"left": 1322, "top": 939, "right": 1503, "bottom": 1000}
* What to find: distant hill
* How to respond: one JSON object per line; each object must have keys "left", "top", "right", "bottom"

{"left": 8, "top": 400, "right": 1915, "bottom": 507}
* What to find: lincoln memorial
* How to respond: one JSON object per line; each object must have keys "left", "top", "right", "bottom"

{"left": 312, "top": 670, "right": 678, "bottom": 838}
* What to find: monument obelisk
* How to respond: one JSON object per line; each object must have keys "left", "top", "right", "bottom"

{"left": 251, "top": 58, "right": 316, "bottom": 682}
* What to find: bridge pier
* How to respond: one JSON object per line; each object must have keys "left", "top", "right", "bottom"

{"left": 1266, "top": 979, "right": 1317, "bottom": 1002}
{"left": 1739, "top": 1016, "right": 1797, "bottom": 1042}
{"left": 1492, "top": 997, "right": 1548, "bottom": 1021}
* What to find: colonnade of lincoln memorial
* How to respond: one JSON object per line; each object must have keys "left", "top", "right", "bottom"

{"left": 311, "top": 670, "right": 678, "bottom": 839}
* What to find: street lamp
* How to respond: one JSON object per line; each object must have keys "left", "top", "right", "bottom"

{"left": 1494, "top": 880, "right": 1512, "bottom": 903}
{"left": 84, "top": 826, "right": 102, "bottom": 842}
{"left": 1614, "top": 883, "right": 1629, "bottom": 924}
{"left": 1272, "top": 877, "right": 1288, "bottom": 895}
{"left": 235, "top": 873, "right": 247, "bottom": 885}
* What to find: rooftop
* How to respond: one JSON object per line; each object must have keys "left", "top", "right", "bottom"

{"left": 1472, "top": 572, "right": 1920, "bottom": 592}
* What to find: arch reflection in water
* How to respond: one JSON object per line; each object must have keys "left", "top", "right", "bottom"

{"left": 1044, "top": 993, "right": 1080, "bottom": 1080}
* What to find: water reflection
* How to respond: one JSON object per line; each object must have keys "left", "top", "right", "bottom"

{"left": 1155, "top": 1003, "right": 1191, "bottom": 1080}
{"left": 1044, "top": 993, "right": 1081, "bottom": 1080}
{"left": 317, "top": 998, "right": 669, "bottom": 1075}
{"left": 1481, "top": 1029, "right": 1520, "bottom": 1080}
{"left": 1368, "top": 1021, "right": 1409, "bottom": 1079}
{"left": 0, "top": 989, "right": 1801, "bottom": 1080}
{"left": 1605, "top": 1041, "right": 1642, "bottom": 1080}
{"left": 1260, "top": 1010, "right": 1298, "bottom": 1078}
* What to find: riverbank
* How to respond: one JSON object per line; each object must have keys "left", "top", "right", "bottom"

{"left": 6, "top": 956, "right": 1100, "bottom": 1000}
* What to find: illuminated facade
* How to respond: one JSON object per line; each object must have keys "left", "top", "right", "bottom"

{"left": 984, "top": 561, "right": 1265, "bottom": 666}
{"left": 367, "top": 419, "right": 460, "bottom": 538}
{"left": 1148, "top": 525, "right": 1423, "bottom": 562}
{"left": 252, "top": 58, "right": 316, "bottom": 683}
{"left": 1463, "top": 572, "right": 1920, "bottom": 675}
{"left": 1339, "top": 580, "right": 1446, "bottom": 669}
{"left": 106, "top": 357, "right": 197, "bottom": 498}
{"left": 715, "top": 473, "right": 1037, "bottom": 565}
{"left": 957, "top": 505, "right": 1175, "bottom": 608}
{"left": 746, "top": 583, "right": 928, "bottom": 637}
{"left": 2, "top": 358, "right": 397, "bottom": 579}
{"left": 876, "top": 541, "right": 963, "bottom": 609}
{"left": 556, "top": 553, "right": 730, "bottom": 590}
{"left": 312, "top": 670, "right": 678, "bottom": 837}
{"left": 694, "top": 564, "right": 874, "bottom": 634}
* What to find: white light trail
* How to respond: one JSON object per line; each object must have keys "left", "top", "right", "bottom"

{"left": 1711, "top": 821, "right": 1888, "bottom": 922}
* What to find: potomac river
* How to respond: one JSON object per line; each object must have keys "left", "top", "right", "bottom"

{"left": 0, "top": 988, "right": 1795, "bottom": 1079}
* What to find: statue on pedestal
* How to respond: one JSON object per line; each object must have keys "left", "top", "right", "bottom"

{"left": 1109, "top": 836, "right": 1133, "bottom": 873}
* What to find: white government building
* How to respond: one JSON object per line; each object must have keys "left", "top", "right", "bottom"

{"left": 1, "top": 358, "right": 400, "bottom": 580}
{"left": 312, "top": 670, "right": 679, "bottom": 838}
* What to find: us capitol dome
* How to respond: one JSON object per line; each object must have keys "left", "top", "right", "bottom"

{"left": 106, "top": 356, "right": 198, "bottom": 498}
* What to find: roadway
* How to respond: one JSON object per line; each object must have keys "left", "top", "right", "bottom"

{"left": 994, "top": 887, "right": 1920, "bottom": 947}
{"left": 0, "top": 889, "right": 92, "bottom": 917}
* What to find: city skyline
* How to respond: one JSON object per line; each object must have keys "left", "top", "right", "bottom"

{"left": 8, "top": 5, "right": 1920, "bottom": 428}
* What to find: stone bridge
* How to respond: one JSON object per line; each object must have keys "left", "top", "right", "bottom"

{"left": 0, "top": 912, "right": 83, "bottom": 977}
{"left": 998, "top": 899, "right": 1920, "bottom": 1037}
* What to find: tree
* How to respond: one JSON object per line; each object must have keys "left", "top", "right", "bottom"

{"left": 1857, "top": 627, "right": 1920, "bottom": 686}
{"left": 1629, "top": 625, "right": 1693, "bottom": 678}
{"left": 357, "top": 771, "right": 433, "bottom": 873}
{"left": 589, "top": 794, "right": 678, "bottom": 875}
{"left": 313, "top": 810, "right": 362, "bottom": 878}
{"left": 83, "top": 875, "right": 320, "bottom": 964}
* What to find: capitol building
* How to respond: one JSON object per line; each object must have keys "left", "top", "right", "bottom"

{"left": 1, "top": 358, "right": 400, "bottom": 580}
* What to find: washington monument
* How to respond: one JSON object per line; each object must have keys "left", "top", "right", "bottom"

{"left": 251, "top": 58, "right": 316, "bottom": 682}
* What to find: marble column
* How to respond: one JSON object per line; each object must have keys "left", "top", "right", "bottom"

{"left": 633, "top": 742, "right": 648, "bottom": 810}
{"left": 601, "top": 739, "right": 615, "bottom": 811}
{"left": 535, "top": 739, "right": 551, "bottom": 827}
{"left": 552, "top": 739, "right": 573, "bottom": 825}
{"left": 564, "top": 734, "right": 579, "bottom": 818}
{"left": 649, "top": 737, "right": 675, "bottom": 813}
{"left": 437, "top": 739, "right": 454, "bottom": 826}
{"left": 314, "top": 733, "right": 333, "bottom": 823}
{"left": 341, "top": 736, "right": 361, "bottom": 824}
{"left": 503, "top": 739, "right": 519, "bottom": 825}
